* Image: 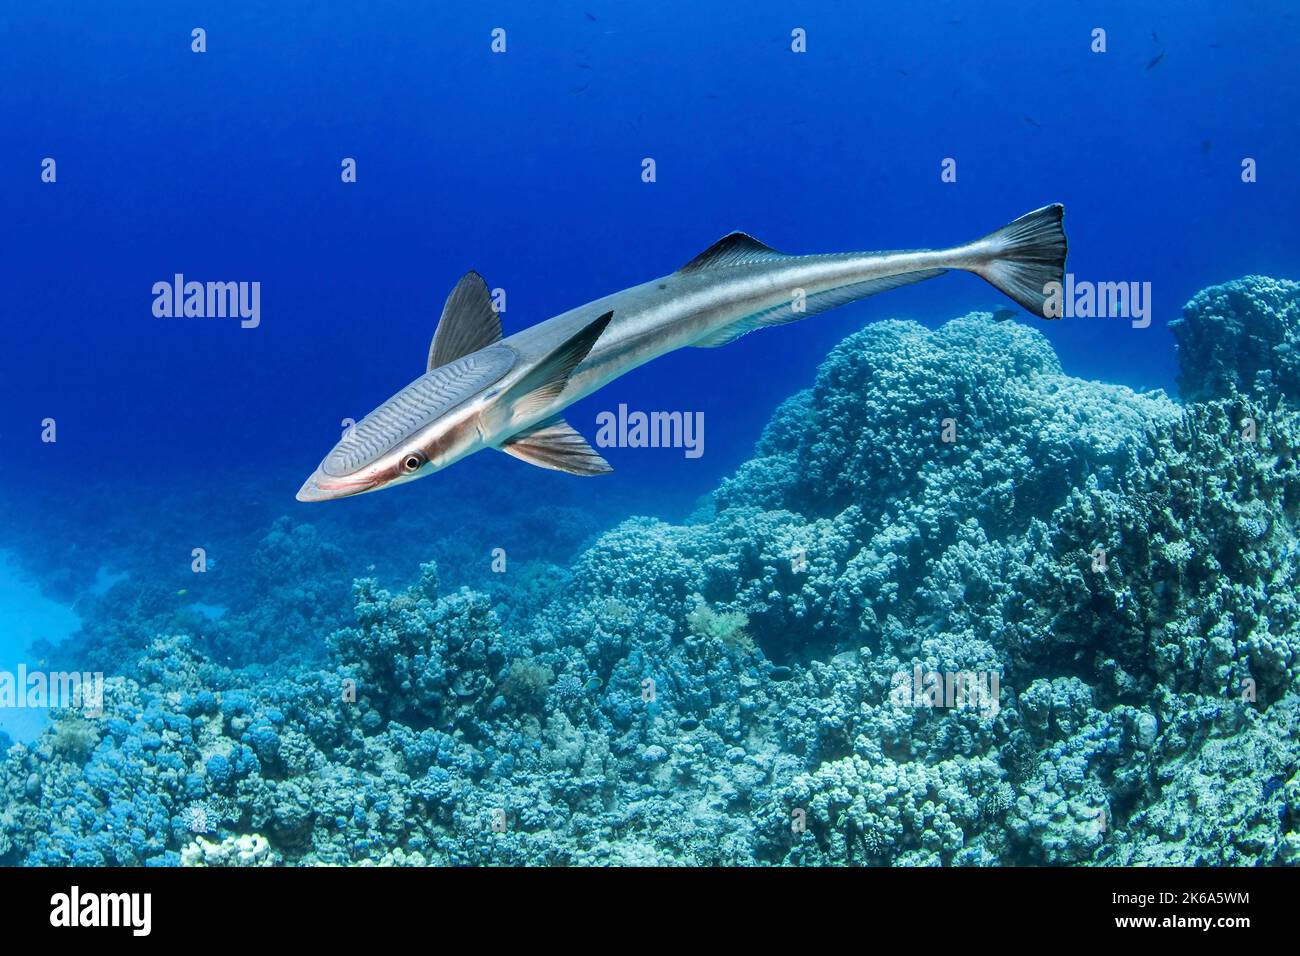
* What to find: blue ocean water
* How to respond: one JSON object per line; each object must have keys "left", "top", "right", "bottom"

{"left": 7, "top": 2, "right": 1297, "bottom": 491}
{"left": 1, "top": 3, "right": 1298, "bottom": 867}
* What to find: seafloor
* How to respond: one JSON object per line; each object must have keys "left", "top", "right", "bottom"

{"left": 2, "top": 275, "right": 1298, "bottom": 866}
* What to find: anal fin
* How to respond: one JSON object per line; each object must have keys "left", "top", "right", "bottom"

{"left": 500, "top": 417, "right": 612, "bottom": 476}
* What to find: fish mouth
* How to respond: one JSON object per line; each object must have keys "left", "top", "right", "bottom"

{"left": 295, "top": 469, "right": 376, "bottom": 502}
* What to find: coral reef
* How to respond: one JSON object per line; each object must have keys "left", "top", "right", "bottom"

{"left": 1171, "top": 276, "right": 1300, "bottom": 405}
{"left": 182, "top": 833, "right": 277, "bottom": 867}
{"left": 2, "top": 276, "right": 1298, "bottom": 866}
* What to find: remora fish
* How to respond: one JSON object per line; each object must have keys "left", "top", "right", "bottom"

{"left": 297, "top": 204, "right": 1067, "bottom": 501}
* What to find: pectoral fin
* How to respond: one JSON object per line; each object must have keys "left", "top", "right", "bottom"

{"left": 500, "top": 417, "right": 612, "bottom": 475}
{"left": 503, "top": 310, "right": 613, "bottom": 420}
{"left": 428, "top": 271, "right": 503, "bottom": 370}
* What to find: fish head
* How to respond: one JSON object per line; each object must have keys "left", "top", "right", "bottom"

{"left": 295, "top": 436, "right": 440, "bottom": 503}
{"left": 296, "top": 346, "right": 517, "bottom": 502}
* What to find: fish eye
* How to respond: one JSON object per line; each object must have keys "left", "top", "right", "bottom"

{"left": 401, "top": 453, "right": 426, "bottom": 473}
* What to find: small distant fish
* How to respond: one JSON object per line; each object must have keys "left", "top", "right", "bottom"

{"left": 1152, "top": 30, "right": 1159, "bottom": 42}
{"left": 1200, "top": 138, "right": 1212, "bottom": 154}
{"left": 585, "top": 11, "right": 596, "bottom": 21}
{"left": 678, "top": 717, "right": 700, "bottom": 731}
{"left": 992, "top": 308, "right": 1017, "bottom": 322}
{"left": 1023, "top": 115, "right": 1041, "bottom": 129}
{"left": 897, "top": 68, "right": 909, "bottom": 76}
{"left": 569, "top": 84, "right": 589, "bottom": 94}
{"left": 177, "top": 588, "right": 189, "bottom": 597}
{"left": 1146, "top": 51, "right": 1165, "bottom": 70}
{"left": 768, "top": 666, "right": 794, "bottom": 682}
{"left": 577, "top": 61, "right": 592, "bottom": 70}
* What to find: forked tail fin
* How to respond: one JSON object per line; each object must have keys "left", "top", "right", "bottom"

{"left": 968, "top": 204, "right": 1068, "bottom": 318}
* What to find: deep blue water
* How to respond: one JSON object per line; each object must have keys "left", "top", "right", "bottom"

{"left": 6, "top": 2, "right": 1297, "bottom": 501}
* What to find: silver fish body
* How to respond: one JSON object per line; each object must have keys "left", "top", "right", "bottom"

{"left": 514, "top": 248, "right": 952, "bottom": 400}
{"left": 297, "top": 205, "right": 1067, "bottom": 501}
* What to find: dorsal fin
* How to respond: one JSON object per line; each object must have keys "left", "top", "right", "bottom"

{"left": 503, "top": 310, "right": 613, "bottom": 421}
{"left": 500, "top": 417, "right": 612, "bottom": 476}
{"left": 428, "top": 271, "right": 503, "bottom": 371}
{"left": 676, "top": 232, "right": 789, "bottom": 274}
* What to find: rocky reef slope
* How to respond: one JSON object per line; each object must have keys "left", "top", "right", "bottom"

{"left": 3, "top": 277, "right": 1298, "bottom": 866}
